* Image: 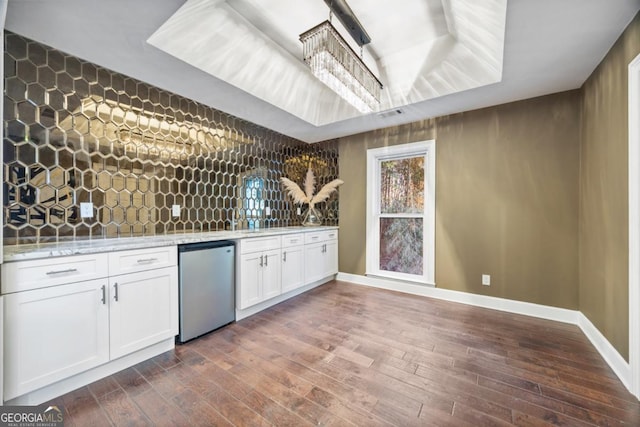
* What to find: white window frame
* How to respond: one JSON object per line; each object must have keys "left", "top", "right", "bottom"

{"left": 366, "top": 140, "right": 436, "bottom": 285}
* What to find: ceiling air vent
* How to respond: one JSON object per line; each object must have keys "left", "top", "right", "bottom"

{"left": 377, "top": 109, "right": 403, "bottom": 119}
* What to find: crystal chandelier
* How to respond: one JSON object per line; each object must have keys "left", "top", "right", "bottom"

{"left": 300, "top": 20, "right": 383, "bottom": 113}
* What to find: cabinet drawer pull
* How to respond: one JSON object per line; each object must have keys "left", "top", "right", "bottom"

{"left": 264, "top": 254, "right": 268, "bottom": 267}
{"left": 260, "top": 255, "right": 264, "bottom": 267}
{"left": 136, "top": 257, "right": 158, "bottom": 264}
{"left": 45, "top": 268, "right": 78, "bottom": 275}
{"left": 114, "top": 283, "right": 119, "bottom": 302}
{"left": 101, "top": 285, "right": 106, "bottom": 305}
{"left": 289, "top": 239, "right": 298, "bottom": 243}
{"left": 283, "top": 251, "right": 287, "bottom": 262}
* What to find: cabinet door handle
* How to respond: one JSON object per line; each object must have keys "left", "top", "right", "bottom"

{"left": 101, "top": 285, "right": 106, "bottom": 305}
{"left": 264, "top": 254, "right": 268, "bottom": 267}
{"left": 45, "top": 268, "right": 78, "bottom": 275}
{"left": 283, "top": 251, "right": 287, "bottom": 262}
{"left": 260, "top": 255, "right": 264, "bottom": 267}
{"left": 114, "top": 283, "right": 119, "bottom": 302}
{"left": 136, "top": 257, "right": 158, "bottom": 264}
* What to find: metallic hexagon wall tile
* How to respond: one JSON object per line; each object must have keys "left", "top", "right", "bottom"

{"left": 3, "top": 32, "right": 339, "bottom": 244}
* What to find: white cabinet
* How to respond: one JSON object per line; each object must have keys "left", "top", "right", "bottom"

{"left": 281, "top": 233, "right": 305, "bottom": 294}
{"left": 3, "top": 246, "right": 178, "bottom": 400}
{"left": 239, "top": 252, "right": 263, "bottom": 309}
{"left": 109, "top": 268, "right": 178, "bottom": 360}
{"left": 3, "top": 279, "right": 110, "bottom": 400}
{"left": 107, "top": 247, "right": 178, "bottom": 360}
{"left": 237, "top": 238, "right": 281, "bottom": 310}
{"left": 261, "top": 250, "right": 282, "bottom": 301}
{"left": 304, "top": 230, "right": 339, "bottom": 284}
{"left": 236, "top": 229, "right": 338, "bottom": 312}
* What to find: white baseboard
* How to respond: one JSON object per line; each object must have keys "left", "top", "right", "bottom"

{"left": 336, "top": 273, "right": 579, "bottom": 324}
{"left": 336, "top": 272, "right": 633, "bottom": 393}
{"left": 4, "top": 338, "right": 175, "bottom": 406}
{"left": 577, "top": 312, "right": 632, "bottom": 390}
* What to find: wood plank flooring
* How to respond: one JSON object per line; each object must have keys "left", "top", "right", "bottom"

{"left": 46, "top": 281, "right": 640, "bottom": 426}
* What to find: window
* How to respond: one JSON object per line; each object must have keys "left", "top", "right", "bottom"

{"left": 366, "top": 140, "right": 435, "bottom": 285}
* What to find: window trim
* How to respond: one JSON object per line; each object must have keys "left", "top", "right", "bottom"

{"left": 366, "top": 140, "right": 436, "bottom": 285}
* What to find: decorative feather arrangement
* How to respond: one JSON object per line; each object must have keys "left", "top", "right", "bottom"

{"left": 304, "top": 168, "right": 315, "bottom": 201}
{"left": 280, "top": 177, "right": 309, "bottom": 204}
{"left": 280, "top": 168, "right": 344, "bottom": 208}
{"left": 310, "top": 179, "right": 344, "bottom": 207}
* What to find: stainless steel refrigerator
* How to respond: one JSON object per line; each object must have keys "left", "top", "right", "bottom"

{"left": 177, "top": 240, "right": 235, "bottom": 343}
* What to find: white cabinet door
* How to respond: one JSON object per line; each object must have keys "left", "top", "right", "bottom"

{"left": 325, "top": 240, "right": 339, "bottom": 277}
{"left": 238, "top": 249, "right": 282, "bottom": 309}
{"left": 304, "top": 241, "right": 339, "bottom": 284}
{"left": 238, "top": 252, "right": 263, "bottom": 310}
{"left": 3, "top": 279, "right": 110, "bottom": 400}
{"left": 281, "top": 246, "right": 305, "bottom": 293}
{"left": 109, "top": 267, "right": 178, "bottom": 360}
{"left": 304, "top": 243, "right": 326, "bottom": 284}
{"left": 262, "top": 249, "right": 282, "bottom": 300}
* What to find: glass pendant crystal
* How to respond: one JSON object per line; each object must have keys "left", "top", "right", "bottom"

{"left": 300, "top": 21, "right": 382, "bottom": 113}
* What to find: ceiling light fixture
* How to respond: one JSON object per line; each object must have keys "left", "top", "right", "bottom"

{"left": 299, "top": 1, "right": 383, "bottom": 114}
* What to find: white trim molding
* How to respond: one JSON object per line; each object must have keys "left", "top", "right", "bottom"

{"left": 337, "top": 273, "right": 578, "bottom": 324}
{"left": 628, "top": 51, "right": 640, "bottom": 399}
{"left": 365, "top": 140, "right": 436, "bottom": 284}
{"left": 578, "top": 313, "right": 632, "bottom": 391}
{"left": 336, "top": 272, "right": 634, "bottom": 393}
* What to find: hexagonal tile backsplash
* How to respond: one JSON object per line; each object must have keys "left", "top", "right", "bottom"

{"left": 3, "top": 33, "right": 339, "bottom": 244}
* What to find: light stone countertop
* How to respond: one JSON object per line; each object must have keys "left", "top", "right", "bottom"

{"left": 3, "top": 226, "right": 338, "bottom": 263}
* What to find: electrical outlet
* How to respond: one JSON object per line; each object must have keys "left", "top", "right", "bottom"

{"left": 80, "top": 202, "right": 93, "bottom": 218}
{"left": 172, "top": 204, "right": 180, "bottom": 217}
{"left": 265, "top": 206, "right": 271, "bottom": 216}
{"left": 482, "top": 274, "right": 491, "bottom": 286}
{"left": 297, "top": 206, "right": 301, "bottom": 215}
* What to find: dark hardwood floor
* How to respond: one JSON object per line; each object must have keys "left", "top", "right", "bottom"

{"left": 46, "top": 281, "right": 640, "bottom": 426}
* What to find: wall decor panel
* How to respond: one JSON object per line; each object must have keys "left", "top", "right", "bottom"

{"left": 3, "top": 33, "right": 338, "bottom": 245}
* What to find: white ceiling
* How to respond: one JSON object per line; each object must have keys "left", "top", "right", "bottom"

{"left": 147, "top": 0, "right": 506, "bottom": 127}
{"left": 4, "top": 0, "right": 640, "bottom": 143}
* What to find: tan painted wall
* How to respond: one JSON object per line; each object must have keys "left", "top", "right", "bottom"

{"left": 339, "top": 91, "right": 581, "bottom": 309}
{"left": 579, "top": 12, "right": 640, "bottom": 361}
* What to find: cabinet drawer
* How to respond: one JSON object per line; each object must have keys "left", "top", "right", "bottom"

{"left": 304, "top": 229, "right": 339, "bottom": 244}
{"left": 2, "top": 253, "right": 109, "bottom": 294}
{"left": 282, "top": 233, "right": 305, "bottom": 248}
{"left": 108, "top": 246, "right": 177, "bottom": 276}
{"left": 324, "top": 230, "right": 339, "bottom": 241}
{"left": 240, "top": 236, "right": 281, "bottom": 254}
